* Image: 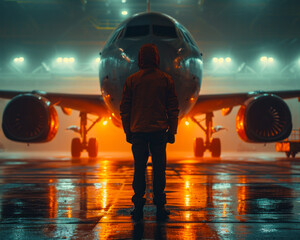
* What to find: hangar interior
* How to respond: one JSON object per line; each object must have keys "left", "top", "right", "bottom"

{"left": 0, "top": 0, "right": 299, "bottom": 153}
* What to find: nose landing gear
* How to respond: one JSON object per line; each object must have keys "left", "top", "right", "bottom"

{"left": 191, "top": 113, "right": 224, "bottom": 158}
{"left": 68, "top": 112, "right": 101, "bottom": 158}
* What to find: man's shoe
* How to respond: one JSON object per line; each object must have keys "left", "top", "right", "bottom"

{"left": 156, "top": 206, "right": 170, "bottom": 221}
{"left": 131, "top": 205, "right": 144, "bottom": 222}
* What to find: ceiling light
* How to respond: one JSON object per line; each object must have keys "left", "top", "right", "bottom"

{"left": 225, "top": 57, "right": 231, "bottom": 63}
{"left": 218, "top": 58, "right": 224, "bottom": 63}
{"left": 56, "top": 57, "right": 63, "bottom": 63}
{"left": 260, "top": 56, "right": 268, "bottom": 62}
{"left": 212, "top": 57, "right": 218, "bottom": 63}
{"left": 13, "top": 57, "right": 25, "bottom": 63}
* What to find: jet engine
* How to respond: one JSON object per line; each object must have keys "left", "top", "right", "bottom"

{"left": 2, "top": 94, "right": 58, "bottom": 143}
{"left": 236, "top": 94, "right": 292, "bottom": 142}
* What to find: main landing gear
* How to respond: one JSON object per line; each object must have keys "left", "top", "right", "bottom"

{"left": 68, "top": 112, "right": 101, "bottom": 158}
{"left": 191, "top": 113, "right": 224, "bottom": 158}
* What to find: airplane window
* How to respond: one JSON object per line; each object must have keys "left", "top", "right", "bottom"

{"left": 124, "top": 25, "right": 150, "bottom": 38}
{"left": 153, "top": 25, "right": 177, "bottom": 38}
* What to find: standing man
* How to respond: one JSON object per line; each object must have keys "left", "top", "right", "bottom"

{"left": 120, "top": 44, "right": 179, "bottom": 221}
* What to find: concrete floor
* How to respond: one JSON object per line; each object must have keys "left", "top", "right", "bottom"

{"left": 0, "top": 152, "right": 300, "bottom": 239}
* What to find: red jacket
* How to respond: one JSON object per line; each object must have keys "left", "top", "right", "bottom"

{"left": 120, "top": 44, "right": 179, "bottom": 135}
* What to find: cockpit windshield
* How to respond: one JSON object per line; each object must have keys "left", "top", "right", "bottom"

{"left": 124, "top": 25, "right": 150, "bottom": 38}
{"left": 152, "top": 25, "right": 177, "bottom": 38}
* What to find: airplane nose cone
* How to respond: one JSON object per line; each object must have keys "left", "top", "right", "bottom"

{"left": 156, "top": 42, "right": 202, "bottom": 117}
{"left": 121, "top": 40, "right": 201, "bottom": 118}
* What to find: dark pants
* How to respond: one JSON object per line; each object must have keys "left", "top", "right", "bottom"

{"left": 131, "top": 131, "right": 167, "bottom": 206}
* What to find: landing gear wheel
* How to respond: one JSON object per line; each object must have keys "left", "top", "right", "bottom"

{"left": 88, "top": 138, "right": 98, "bottom": 158}
{"left": 210, "top": 138, "right": 221, "bottom": 158}
{"left": 194, "top": 137, "right": 205, "bottom": 157}
{"left": 71, "top": 138, "right": 82, "bottom": 158}
{"left": 285, "top": 152, "right": 291, "bottom": 158}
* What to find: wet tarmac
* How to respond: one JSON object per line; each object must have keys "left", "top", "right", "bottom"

{"left": 0, "top": 152, "right": 300, "bottom": 239}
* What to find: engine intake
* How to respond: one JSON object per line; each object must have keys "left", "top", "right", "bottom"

{"left": 236, "top": 94, "right": 292, "bottom": 142}
{"left": 2, "top": 94, "right": 58, "bottom": 143}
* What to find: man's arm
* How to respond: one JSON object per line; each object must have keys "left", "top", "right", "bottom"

{"left": 166, "top": 76, "right": 179, "bottom": 135}
{"left": 120, "top": 77, "right": 132, "bottom": 136}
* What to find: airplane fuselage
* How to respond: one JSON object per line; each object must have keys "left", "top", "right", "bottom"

{"left": 99, "top": 12, "right": 203, "bottom": 120}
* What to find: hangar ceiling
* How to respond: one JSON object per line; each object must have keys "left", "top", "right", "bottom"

{"left": 0, "top": 0, "right": 299, "bottom": 64}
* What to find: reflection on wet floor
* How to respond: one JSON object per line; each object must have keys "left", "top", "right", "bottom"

{"left": 0, "top": 152, "right": 300, "bottom": 239}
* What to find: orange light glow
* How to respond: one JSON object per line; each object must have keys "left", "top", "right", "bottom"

{"left": 49, "top": 181, "right": 57, "bottom": 219}
{"left": 237, "top": 176, "right": 247, "bottom": 215}
{"left": 102, "top": 181, "right": 108, "bottom": 209}
{"left": 185, "top": 179, "right": 190, "bottom": 206}
{"left": 103, "top": 120, "right": 108, "bottom": 126}
{"left": 185, "top": 194, "right": 190, "bottom": 206}
{"left": 185, "top": 121, "right": 190, "bottom": 126}
{"left": 67, "top": 206, "right": 72, "bottom": 218}
{"left": 47, "top": 105, "right": 59, "bottom": 142}
{"left": 236, "top": 105, "right": 249, "bottom": 141}
{"left": 222, "top": 203, "right": 227, "bottom": 217}
{"left": 185, "top": 180, "right": 190, "bottom": 189}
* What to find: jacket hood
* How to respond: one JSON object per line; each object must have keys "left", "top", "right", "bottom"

{"left": 138, "top": 44, "right": 160, "bottom": 69}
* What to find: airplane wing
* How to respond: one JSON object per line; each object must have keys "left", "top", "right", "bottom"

{"left": 187, "top": 90, "right": 300, "bottom": 116}
{"left": 0, "top": 90, "right": 110, "bottom": 117}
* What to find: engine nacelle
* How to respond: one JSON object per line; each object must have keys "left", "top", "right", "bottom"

{"left": 236, "top": 94, "right": 292, "bottom": 142}
{"left": 2, "top": 94, "right": 58, "bottom": 143}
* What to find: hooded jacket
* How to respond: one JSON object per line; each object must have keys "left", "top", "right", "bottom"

{"left": 120, "top": 44, "right": 179, "bottom": 135}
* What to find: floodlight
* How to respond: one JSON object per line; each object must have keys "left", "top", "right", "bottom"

{"left": 13, "top": 57, "right": 25, "bottom": 63}
{"left": 69, "top": 57, "right": 75, "bottom": 63}
{"left": 185, "top": 121, "right": 190, "bottom": 126}
{"left": 91, "top": 57, "right": 101, "bottom": 69}
{"left": 63, "top": 57, "right": 69, "bottom": 63}
{"left": 225, "top": 57, "right": 231, "bottom": 63}
{"left": 121, "top": 10, "right": 128, "bottom": 15}
{"left": 56, "top": 57, "right": 63, "bottom": 63}
{"left": 218, "top": 58, "right": 224, "bottom": 63}
{"left": 103, "top": 120, "right": 108, "bottom": 126}
{"left": 212, "top": 57, "right": 218, "bottom": 63}
{"left": 260, "top": 56, "right": 268, "bottom": 62}
{"left": 268, "top": 57, "right": 274, "bottom": 63}
{"left": 122, "top": 0, "right": 126, "bottom": 2}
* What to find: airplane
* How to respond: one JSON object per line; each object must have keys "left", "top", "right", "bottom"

{"left": 0, "top": 8, "right": 300, "bottom": 158}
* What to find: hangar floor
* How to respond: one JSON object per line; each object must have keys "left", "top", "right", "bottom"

{"left": 0, "top": 152, "right": 300, "bottom": 239}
